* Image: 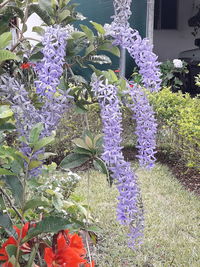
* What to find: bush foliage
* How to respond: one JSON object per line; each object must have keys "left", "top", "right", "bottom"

{"left": 149, "top": 88, "right": 200, "bottom": 169}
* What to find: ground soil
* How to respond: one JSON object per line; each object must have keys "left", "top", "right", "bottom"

{"left": 122, "top": 147, "right": 200, "bottom": 196}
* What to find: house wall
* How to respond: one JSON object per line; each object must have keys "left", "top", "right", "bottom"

{"left": 153, "top": 0, "right": 197, "bottom": 62}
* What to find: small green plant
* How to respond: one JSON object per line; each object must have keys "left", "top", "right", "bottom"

{"left": 160, "top": 59, "right": 188, "bottom": 91}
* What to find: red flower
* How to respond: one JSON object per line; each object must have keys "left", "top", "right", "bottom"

{"left": 0, "top": 222, "right": 33, "bottom": 266}
{"left": 20, "top": 63, "right": 31, "bottom": 69}
{"left": 114, "top": 69, "right": 120, "bottom": 73}
{"left": 84, "top": 261, "right": 95, "bottom": 267}
{"left": 44, "top": 231, "right": 94, "bottom": 267}
{"left": 0, "top": 237, "right": 16, "bottom": 263}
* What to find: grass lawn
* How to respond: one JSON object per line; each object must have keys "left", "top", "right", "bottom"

{"left": 73, "top": 163, "right": 200, "bottom": 267}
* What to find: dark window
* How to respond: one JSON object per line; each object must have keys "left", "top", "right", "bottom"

{"left": 154, "top": 0, "right": 178, "bottom": 30}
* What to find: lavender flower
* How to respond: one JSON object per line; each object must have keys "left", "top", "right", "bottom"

{"left": 0, "top": 26, "right": 71, "bottom": 176}
{"left": 91, "top": 76, "right": 144, "bottom": 248}
{"left": 128, "top": 83, "right": 157, "bottom": 168}
{"left": 105, "top": 0, "right": 162, "bottom": 92}
{"left": 35, "top": 25, "right": 69, "bottom": 97}
{"left": 105, "top": 0, "right": 160, "bottom": 168}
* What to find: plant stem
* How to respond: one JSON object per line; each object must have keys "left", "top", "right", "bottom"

{"left": 0, "top": 0, "right": 11, "bottom": 8}
{"left": 0, "top": 188, "right": 25, "bottom": 223}
{"left": 85, "top": 170, "right": 92, "bottom": 266}
{"left": 15, "top": 152, "right": 33, "bottom": 267}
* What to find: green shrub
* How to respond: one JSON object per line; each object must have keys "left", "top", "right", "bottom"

{"left": 149, "top": 88, "right": 200, "bottom": 170}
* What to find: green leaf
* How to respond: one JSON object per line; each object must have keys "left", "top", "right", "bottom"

{"left": 5, "top": 245, "right": 17, "bottom": 258}
{"left": 74, "top": 103, "right": 88, "bottom": 114}
{"left": 73, "top": 138, "right": 90, "bottom": 150}
{"left": 28, "top": 4, "right": 52, "bottom": 25}
{"left": 29, "top": 160, "right": 42, "bottom": 170}
{"left": 38, "top": 0, "right": 53, "bottom": 14}
{"left": 37, "top": 152, "right": 56, "bottom": 160}
{"left": 3, "top": 5, "right": 24, "bottom": 20}
{"left": 99, "top": 42, "right": 120, "bottom": 57}
{"left": 60, "top": 153, "right": 90, "bottom": 169}
{"left": 32, "top": 26, "right": 45, "bottom": 36}
{"left": 73, "top": 146, "right": 93, "bottom": 156}
{"left": 80, "top": 25, "right": 94, "bottom": 42}
{"left": 23, "top": 198, "right": 50, "bottom": 212}
{"left": 71, "top": 31, "right": 86, "bottom": 39}
{"left": 0, "top": 32, "right": 12, "bottom": 49}
{"left": 22, "top": 216, "right": 79, "bottom": 243}
{"left": 0, "top": 105, "right": 13, "bottom": 119}
{"left": 0, "top": 212, "right": 17, "bottom": 239}
{"left": 0, "top": 50, "right": 19, "bottom": 62}
{"left": 0, "top": 175, "right": 23, "bottom": 207}
{"left": 59, "top": 9, "right": 70, "bottom": 22}
{"left": 93, "top": 157, "right": 109, "bottom": 176}
{"left": 90, "top": 21, "right": 105, "bottom": 34}
{"left": 85, "top": 44, "right": 95, "bottom": 56}
{"left": 73, "top": 75, "right": 88, "bottom": 84}
{"left": 29, "top": 51, "right": 43, "bottom": 62}
{"left": 0, "top": 123, "right": 15, "bottom": 131}
{"left": 0, "top": 168, "right": 15, "bottom": 175}
{"left": 33, "top": 134, "right": 55, "bottom": 152}
{"left": 85, "top": 224, "right": 102, "bottom": 233}
{"left": 89, "top": 55, "right": 111, "bottom": 65}
{"left": 0, "top": 194, "right": 6, "bottom": 210}
{"left": 29, "top": 123, "right": 43, "bottom": 146}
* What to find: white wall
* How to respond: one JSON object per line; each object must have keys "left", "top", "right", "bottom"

{"left": 153, "top": 0, "right": 197, "bottom": 62}
{"left": 20, "top": 14, "right": 42, "bottom": 46}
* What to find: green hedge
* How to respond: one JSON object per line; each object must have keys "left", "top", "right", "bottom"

{"left": 149, "top": 88, "right": 200, "bottom": 170}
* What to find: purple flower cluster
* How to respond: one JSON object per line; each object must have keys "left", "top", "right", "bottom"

{"left": 0, "top": 75, "right": 71, "bottom": 176}
{"left": 35, "top": 26, "right": 69, "bottom": 97}
{"left": 0, "top": 75, "right": 42, "bottom": 139}
{"left": 105, "top": 0, "right": 161, "bottom": 92}
{"left": 128, "top": 83, "right": 157, "bottom": 168}
{"left": 91, "top": 76, "right": 144, "bottom": 248}
{"left": 0, "top": 25, "right": 71, "bottom": 176}
{"left": 112, "top": 0, "right": 132, "bottom": 26}
{"left": 105, "top": 0, "right": 160, "bottom": 168}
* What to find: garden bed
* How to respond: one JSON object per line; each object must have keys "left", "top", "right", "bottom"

{"left": 123, "top": 146, "right": 200, "bottom": 195}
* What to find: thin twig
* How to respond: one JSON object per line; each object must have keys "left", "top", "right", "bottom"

{"left": 0, "top": 0, "right": 11, "bottom": 9}
{"left": 85, "top": 170, "right": 93, "bottom": 266}
{"left": 0, "top": 188, "right": 25, "bottom": 223}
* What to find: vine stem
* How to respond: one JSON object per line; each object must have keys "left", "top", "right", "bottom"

{"left": 0, "top": 0, "right": 11, "bottom": 8}
{"left": 0, "top": 188, "right": 25, "bottom": 223}
{"left": 85, "top": 170, "right": 93, "bottom": 267}
{"left": 14, "top": 150, "right": 33, "bottom": 267}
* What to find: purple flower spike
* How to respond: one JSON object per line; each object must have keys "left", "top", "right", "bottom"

{"left": 105, "top": 0, "right": 162, "bottom": 92}
{"left": 91, "top": 76, "right": 144, "bottom": 248}
{"left": 0, "top": 26, "right": 72, "bottom": 176}
{"left": 128, "top": 83, "right": 157, "bottom": 168}
{"left": 35, "top": 26, "right": 69, "bottom": 97}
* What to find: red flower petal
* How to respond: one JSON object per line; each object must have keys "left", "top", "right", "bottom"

{"left": 84, "top": 261, "right": 95, "bottom": 267}
{"left": 44, "top": 247, "right": 55, "bottom": 266}
{"left": 69, "top": 234, "right": 86, "bottom": 256}
{"left": 20, "top": 63, "right": 31, "bottom": 69}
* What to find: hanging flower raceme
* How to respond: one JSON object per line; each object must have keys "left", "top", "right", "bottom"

{"left": 128, "top": 83, "right": 157, "bottom": 168}
{"left": 91, "top": 76, "right": 144, "bottom": 248}
{"left": 35, "top": 25, "right": 69, "bottom": 98}
{"left": 103, "top": 0, "right": 161, "bottom": 168}
{"left": 105, "top": 0, "right": 161, "bottom": 93}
